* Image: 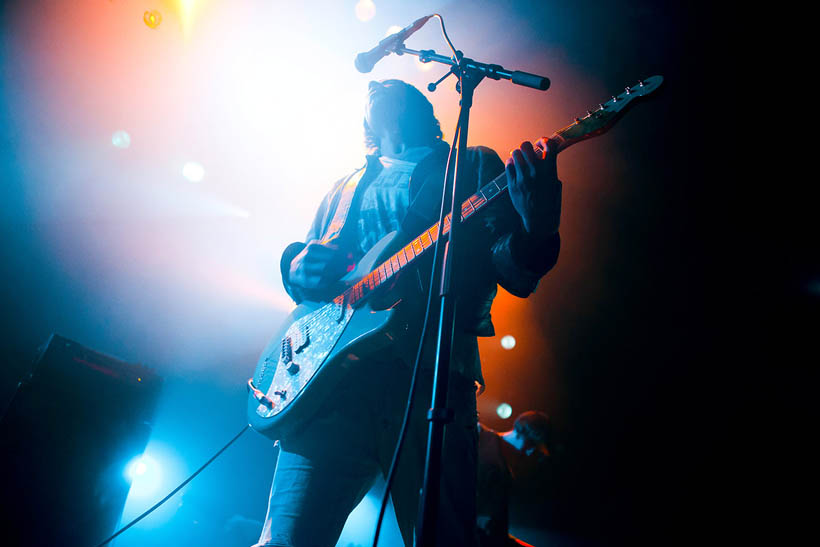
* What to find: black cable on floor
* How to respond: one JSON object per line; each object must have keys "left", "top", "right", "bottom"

{"left": 93, "top": 424, "right": 251, "bottom": 547}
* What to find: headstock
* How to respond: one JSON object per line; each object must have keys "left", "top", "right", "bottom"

{"left": 549, "top": 75, "right": 663, "bottom": 152}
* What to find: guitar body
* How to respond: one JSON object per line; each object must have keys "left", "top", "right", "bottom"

{"left": 246, "top": 75, "right": 664, "bottom": 441}
{"left": 247, "top": 232, "right": 410, "bottom": 441}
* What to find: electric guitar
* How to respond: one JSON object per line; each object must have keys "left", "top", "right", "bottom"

{"left": 247, "top": 75, "right": 663, "bottom": 440}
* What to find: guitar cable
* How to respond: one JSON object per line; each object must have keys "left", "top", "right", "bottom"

{"left": 92, "top": 424, "right": 251, "bottom": 547}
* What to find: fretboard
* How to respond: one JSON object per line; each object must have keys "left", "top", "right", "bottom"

{"left": 342, "top": 146, "right": 530, "bottom": 307}
{"left": 336, "top": 74, "right": 663, "bottom": 307}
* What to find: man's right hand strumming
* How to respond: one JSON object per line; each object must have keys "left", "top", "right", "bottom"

{"left": 288, "top": 240, "right": 349, "bottom": 290}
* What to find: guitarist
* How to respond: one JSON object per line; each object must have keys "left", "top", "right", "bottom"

{"left": 253, "top": 79, "right": 563, "bottom": 547}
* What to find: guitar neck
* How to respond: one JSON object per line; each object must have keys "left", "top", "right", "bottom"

{"left": 340, "top": 75, "right": 663, "bottom": 307}
{"left": 342, "top": 137, "right": 553, "bottom": 307}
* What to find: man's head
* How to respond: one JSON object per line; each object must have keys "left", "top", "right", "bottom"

{"left": 512, "top": 410, "right": 553, "bottom": 458}
{"left": 364, "top": 79, "right": 442, "bottom": 156}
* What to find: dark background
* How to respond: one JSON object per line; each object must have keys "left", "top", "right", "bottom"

{"left": 0, "top": 1, "right": 803, "bottom": 545}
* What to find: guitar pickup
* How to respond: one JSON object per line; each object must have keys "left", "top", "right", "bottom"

{"left": 281, "top": 336, "right": 294, "bottom": 364}
{"left": 293, "top": 324, "right": 310, "bottom": 354}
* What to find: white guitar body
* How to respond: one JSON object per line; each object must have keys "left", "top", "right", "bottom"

{"left": 247, "top": 233, "right": 408, "bottom": 441}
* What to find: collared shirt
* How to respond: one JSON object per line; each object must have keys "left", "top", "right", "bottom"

{"left": 356, "top": 147, "right": 432, "bottom": 255}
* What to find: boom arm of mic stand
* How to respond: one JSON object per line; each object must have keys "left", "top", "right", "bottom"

{"left": 397, "top": 46, "right": 551, "bottom": 91}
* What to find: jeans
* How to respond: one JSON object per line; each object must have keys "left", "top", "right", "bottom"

{"left": 252, "top": 358, "right": 479, "bottom": 547}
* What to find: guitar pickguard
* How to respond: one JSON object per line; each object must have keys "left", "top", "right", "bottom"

{"left": 254, "top": 301, "right": 354, "bottom": 418}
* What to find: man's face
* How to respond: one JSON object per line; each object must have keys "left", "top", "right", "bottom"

{"left": 366, "top": 80, "right": 404, "bottom": 140}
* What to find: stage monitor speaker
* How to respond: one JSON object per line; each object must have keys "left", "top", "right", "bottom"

{"left": 0, "top": 334, "right": 162, "bottom": 546}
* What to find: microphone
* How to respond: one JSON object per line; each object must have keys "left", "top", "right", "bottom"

{"left": 354, "top": 15, "right": 433, "bottom": 73}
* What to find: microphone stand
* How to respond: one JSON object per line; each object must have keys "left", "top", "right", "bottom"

{"left": 417, "top": 63, "right": 481, "bottom": 547}
{"left": 387, "top": 43, "right": 548, "bottom": 546}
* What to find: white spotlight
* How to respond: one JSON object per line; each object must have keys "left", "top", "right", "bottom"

{"left": 182, "top": 161, "right": 205, "bottom": 182}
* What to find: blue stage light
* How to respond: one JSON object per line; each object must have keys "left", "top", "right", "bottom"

{"left": 125, "top": 454, "right": 162, "bottom": 497}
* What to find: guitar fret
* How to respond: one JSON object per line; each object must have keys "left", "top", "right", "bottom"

{"left": 411, "top": 239, "right": 423, "bottom": 256}
{"left": 463, "top": 199, "right": 475, "bottom": 216}
{"left": 391, "top": 254, "right": 401, "bottom": 273}
{"left": 482, "top": 182, "right": 500, "bottom": 199}
{"left": 404, "top": 244, "right": 416, "bottom": 260}
{"left": 470, "top": 194, "right": 486, "bottom": 210}
{"left": 420, "top": 231, "right": 432, "bottom": 249}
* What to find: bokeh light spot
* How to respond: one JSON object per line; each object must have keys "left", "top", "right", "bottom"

{"left": 182, "top": 161, "right": 205, "bottom": 182}
{"left": 500, "top": 335, "right": 516, "bottom": 350}
{"left": 143, "top": 10, "right": 162, "bottom": 29}
{"left": 497, "top": 403, "right": 512, "bottom": 419}
{"left": 111, "top": 130, "right": 131, "bottom": 149}
{"left": 416, "top": 57, "right": 435, "bottom": 72}
{"left": 354, "top": 0, "right": 376, "bottom": 22}
{"left": 385, "top": 25, "right": 402, "bottom": 37}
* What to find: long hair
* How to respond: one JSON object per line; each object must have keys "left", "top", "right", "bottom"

{"left": 363, "top": 79, "right": 443, "bottom": 155}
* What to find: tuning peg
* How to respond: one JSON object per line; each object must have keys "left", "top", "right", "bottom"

{"left": 574, "top": 117, "right": 582, "bottom": 123}
{"left": 625, "top": 86, "right": 632, "bottom": 94}
{"left": 638, "top": 80, "right": 645, "bottom": 87}
{"left": 611, "top": 95, "right": 618, "bottom": 102}
{"left": 598, "top": 103, "right": 605, "bottom": 110}
{"left": 587, "top": 110, "right": 594, "bottom": 116}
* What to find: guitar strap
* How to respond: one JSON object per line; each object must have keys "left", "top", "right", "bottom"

{"left": 320, "top": 167, "right": 367, "bottom": 245}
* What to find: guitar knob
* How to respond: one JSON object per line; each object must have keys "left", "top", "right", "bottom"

{"left": 287, "top": 363, "right": 300, "bottom": 375}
